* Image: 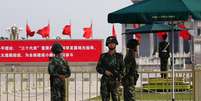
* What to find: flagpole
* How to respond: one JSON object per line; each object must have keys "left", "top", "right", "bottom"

{"left": 171, "top": 21, "right": 175, "bottom": 101}
{"left": 69, "top": 19, "right": 72, "bottom": 39}
{"left": 91, "top": 20, "right": 93, "bottom": 39}
{"left": 48, "top": 20, "right": 50, "bottom": 39}
{"left": 26, "top": 20, "right": 28, "bottom": 39}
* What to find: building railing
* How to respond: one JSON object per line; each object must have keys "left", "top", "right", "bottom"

{"left": 0, "top": 70, "right": 193, "bottom": 101}
{"left": 0, "top": 73, "right": 50, "bottom": 101}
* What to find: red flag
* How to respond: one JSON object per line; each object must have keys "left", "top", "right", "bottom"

{"left": 178, "top": 24, "right": 191, "bottom": 40}
{"left": 37, "top": 24, "right": 50, "bottom": 38}
{"left": 83, "top": 24, "right": 93, "bottom": 39}
{"left": 156, "top": 32, "right": 167, "bottom": 40}
{"left": 26, "top": 23, "right": 35, "bottom": 37}
{"left": 133, "top": 24, "right": 141, "bottom": 41}
{"left": 62, "top": 24, "right": 71, "bottom": 37}
{"left": 112, "top": 24, "right": 116, "bottom": 37}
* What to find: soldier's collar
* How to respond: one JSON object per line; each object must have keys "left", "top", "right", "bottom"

{"left": 107, "top": 52, "right": 116, "bottom": 56}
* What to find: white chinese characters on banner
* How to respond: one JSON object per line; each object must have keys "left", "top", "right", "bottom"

{"left": 0, "top": 40, "right": 102, "bottom": 62}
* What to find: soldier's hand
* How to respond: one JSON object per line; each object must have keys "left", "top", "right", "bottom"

{"left": 119, "top": 80, "right": 122, "bottom": 84}
{"left": 116, "top": 81, "right": 122, "bottom": 88}
{"left": 105, "top": 70, "right": 113, "bottom": 77}
{"left": 59, "top": 75, "right": 65, "bottom": 80}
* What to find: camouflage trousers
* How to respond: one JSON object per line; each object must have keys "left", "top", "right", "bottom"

{"left": 100, "top": 76, "right": 120, "bottom": 101}
{"left": 50, "top": 77, "right": 66, "bottom": 101}
{"left": 123, "top": 85, "right": 136, "bottom": 101}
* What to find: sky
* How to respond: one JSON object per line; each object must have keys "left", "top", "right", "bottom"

{"left": 0, "top": 0, "right": 132, "bottom": 51}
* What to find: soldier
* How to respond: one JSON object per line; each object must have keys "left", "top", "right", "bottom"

{"left": 122, "top": 39, "right": 139, "bottom": 101}
{"left": 96, "top": 36, "right": 124, "bottom": 101}
{"left": 48, "top": 42, "right": 71, "bottom": 101}
{"left": 159, "top": 34, "right": 170, "bottom": 78}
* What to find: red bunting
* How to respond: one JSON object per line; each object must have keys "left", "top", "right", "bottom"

{"left": 178, "top": 24, "right": 191, "bottom": 40}
{"left": 112, "top": 24, "right": 116, "bottom": 37}
{"left": 62, "top": 24, "right": 71, "bottom": 37}
{"left": 37, "top": 24, "right": 50, "bottom": 38}
{"left": 83, "top": 24, "right": 93, "bottom": 39}
{"left": 157, "top": 32, "right": 167, "bottom": 40}
{"left": 133, "top": 24, "right": 141, "bottom": 41}
{"left": 26, "top": 23, "right": 35, "bottom": 38}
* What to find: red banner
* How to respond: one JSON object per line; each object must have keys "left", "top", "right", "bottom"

{"left": 0, "top": 40, "right": 103, "bottom": 62}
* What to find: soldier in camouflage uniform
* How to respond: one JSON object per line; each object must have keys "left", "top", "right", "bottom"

{"left": 122, "top": 39, "right": 139, "bottom": 101}
{"left": 159, "top": 34, "right": 170, "bottom": 78}
{"left": 48, "top": 42, "right": 71, "bottom": 101}
{"left": 96, "top": 36, "right": 124, "bottom": 101}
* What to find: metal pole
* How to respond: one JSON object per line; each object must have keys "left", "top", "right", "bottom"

{"left": 0, "top": 73, "right": 1, "bottom": 101}
{"left": 28, "top": 73, "right": 30, "bottom": 101}
{"left": 13, "top": 72, "right": 16, "bottom": 101}
{"left": 6, "top": 73, "right": 8, "bottom": 101}
{"left": 21, "top": 73, "right": 23, "bottom": 101}
{"left": 192, "top": 20, "right": 196, "bottom": 101}
{"left": 89, "top": 73, "right": 91, "bottom": 101}
{"left": 36, "top": 73, "right": 38, "bottom": 101}
{"left": 82, "top": 72, "right": 84, "bottom": 101}
{"left": 171, "top": 23, "right": 175, "bottom": 101}
{"left": 96, "top": 73, "right": 98, "bottom": 97}
{"left": 74, "top": 73, "right": 76, "bottom": 101}
{"left": 43, "top": 73, "right": 45, "bottom": 101}
{"left": 66, "top": 77, "right": 69, "bottom": 101}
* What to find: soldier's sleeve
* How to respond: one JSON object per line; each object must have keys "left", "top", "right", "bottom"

{"left": 118, "top": 53, "right": 125, "bottom": 80}
{"left": 96, "top": 54, "right": 105, "bottom": 74}
{"left": 123, "top": 55, "right": 130, "bottom": 76}
{"left": 48, "top": 60, "right": 59, "bottom": 77}
{"left": 133, "top": 59, "right": 139, "bottom": 74}
{"left": 63, "top": 60, "right": 71, "bottom": 78}
{"left": 134, "top": 63, "right": 139, "bottom": 84}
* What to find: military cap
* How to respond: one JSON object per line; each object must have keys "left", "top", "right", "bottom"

{"left": 106, "top": 36, "right": 118, "bottom": 46}
{"left": 126, "top": 39, "right": 139, "bottom": 49}
{"left": 51, "top": 42, "right": 64, "bottom": 54}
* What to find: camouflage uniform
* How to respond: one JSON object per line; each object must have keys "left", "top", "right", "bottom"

{"left": 122, "top": 39, "right": 139, "bottom": 101}
{"left": 96, "top": 52, "right": 124, "bottom": 101}
{"left": 48, "top": 56, "right": 71, "bottom": 101}
{"left": 159, "top": 40, "right": 170, "bottom": 78}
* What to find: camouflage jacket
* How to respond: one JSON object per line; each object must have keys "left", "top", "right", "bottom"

{"left": 48, "top": 56, "right": 71, "bottom": 78}
{"left": 122, "top": 51, "right": 139, "bottom": 86}
{"left": 96, "top": 52, "right": 124, "bottom": 81}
